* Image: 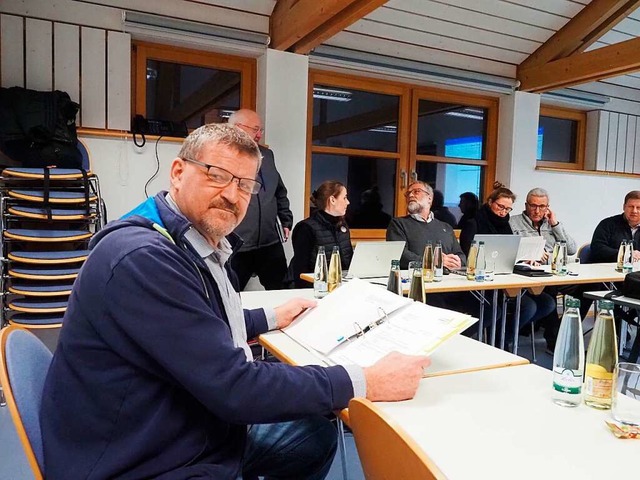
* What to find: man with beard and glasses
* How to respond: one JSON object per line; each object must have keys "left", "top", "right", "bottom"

{"left": 386, "top": 180, "right": 466, "bottom": 270}
{"left": 40, "top": 124, "right": 430, "bottom": 480}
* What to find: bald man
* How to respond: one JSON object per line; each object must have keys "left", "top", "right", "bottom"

{"left": 228, "top": 109, "right": 293, "bottom": 290}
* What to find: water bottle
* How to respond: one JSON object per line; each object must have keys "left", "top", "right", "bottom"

{"left": 386, "top": 259, "right": 403, "bottom": 295}
{"left": 616, "top": 240, "right": 626, "bottom": 272}
{"left": 466, "top": 241, "right": 478, "bottom": 281}
{"left": 557, "top": 241, "right": 568, "bottom": 276}
{"left": 475, "top": 241, "right": 486, "bottom": 282}
{"left": 423, "top": 242, "right": 434, "bottom": 283}
{"left": 551, "top": 241, "right": 560, "bottom": 274}
{"left": 433, "top": 241, "right": 443, "bottom": 282}
{"left": 327, "top": 246, "right": 342, "bottom": 293}
{"left": 313, "top": 246, "right": 328, "bottom": 298}
{"left": 552, "top": 296, "right": 585, "bottom": 407}
{"left": 584, "top": 300, "right": 618, "bottom": 409}
{"left": 623, "top": 241, "right": 633, "bottom": 274}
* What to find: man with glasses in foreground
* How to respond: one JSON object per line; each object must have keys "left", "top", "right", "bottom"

{"left": 227, "top": 109, "right": 293, "bottom": 290}
{"left": 41, "top": 124, "right": 429, "bottom": 479}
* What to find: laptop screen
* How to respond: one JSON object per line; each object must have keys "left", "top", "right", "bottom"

{"left": 347, "top": 241, "right": 406, "bottom": 279}
{"left": 472, "top": 235, "right": 521, "bottom": 274}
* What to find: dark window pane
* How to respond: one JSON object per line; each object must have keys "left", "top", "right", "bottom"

{"left": 312, "top": 85, "right": 399, "bottom": 152}
{"left": 417, "top": 100, "right": 487, "bottom": 160}
{"left": 311, "top": 154, "right": 396, "bottom": 229}
{"left": 146, "top": 60, "right": 241, "bottom": 129}
{"left": 537, "top": 116, "right": 577, "bottom": 163}
{"left": 415, "top": 161, "right": 484, "bottom": 225}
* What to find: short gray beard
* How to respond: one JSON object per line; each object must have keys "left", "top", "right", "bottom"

{"left": 407, "top": 201, "right": 423, "bottom": 215}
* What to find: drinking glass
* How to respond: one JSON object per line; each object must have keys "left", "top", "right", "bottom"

{"left": 612, "top": 362, "right": 640, "bottom": 426}
{"left": 568, "top": 258, "right": 580, "bottom": 275}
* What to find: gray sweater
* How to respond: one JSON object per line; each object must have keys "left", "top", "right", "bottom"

{"left": 386, "top": 215, "right": 466, "bottom": 269}
{"left": 509, "top": 213, "right": 577, "bottom": 255}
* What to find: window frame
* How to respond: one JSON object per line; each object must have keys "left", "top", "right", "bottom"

{"left": 307, "top": 71, "right": 499, "bottom": 240}
{"left": 132, "top": 41, "right": 256, "bottom": 133}
{"left": 536, "top": 105, "right": 586, "bottom": 170}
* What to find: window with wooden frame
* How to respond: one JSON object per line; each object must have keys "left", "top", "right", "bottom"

{"left": 132, "top": 42, "right": 256, "bottom": 133}
{"left": 308, "top": 71, "right": 411, "bottom": 239}
{"left": 411, "top": 89, "right": 498, "bottom": 226}
{"left": 307, "top": 71, "right": 499, "bottom": 239}
{"left": 536, "top": 106, "right": 585, "bottom": 170}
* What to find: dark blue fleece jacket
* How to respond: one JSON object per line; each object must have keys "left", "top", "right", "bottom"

{"left": 40, "top": 192, "right": 353, "bottom": 479}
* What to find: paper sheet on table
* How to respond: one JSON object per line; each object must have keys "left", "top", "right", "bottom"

{"left": 284, "top": 278, "right": 411, "bottom": 354}
{"left": 327, "top": 302, "right": 475, "bottom": 367}
{"left": 516, "top": 236, "right": 546, "bottom": 262}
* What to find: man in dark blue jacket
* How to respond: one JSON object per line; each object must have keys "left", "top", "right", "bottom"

{"left": 40, "top": 123, "right": 429, "bottom": 479}
{"left": 228, "top": 109, "right": 293, "bottom": 290}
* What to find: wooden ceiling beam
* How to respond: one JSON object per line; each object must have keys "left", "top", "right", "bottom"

{"left": 518, "top": 36, "right": 640, "bottom": 93}
{"left": 269, "top": 0, "right": 387, "bottom": 54}
{"left": 519, "top": 0, "right": 640, "bottom": 71}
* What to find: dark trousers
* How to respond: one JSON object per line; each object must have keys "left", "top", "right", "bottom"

{"left": 231, "top": 243, "right": 287, "bottom": 291}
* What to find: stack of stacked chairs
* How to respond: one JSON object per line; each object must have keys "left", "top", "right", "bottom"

{"left": 0, "top": 140, "right": 104, "bottom": 347}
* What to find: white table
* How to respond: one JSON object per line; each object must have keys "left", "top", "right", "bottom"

{"left": 241, "top": 289, "right": 529, "bottom": 378}
{"left": 376, "top": 364, "right": 637, "bottom": 479}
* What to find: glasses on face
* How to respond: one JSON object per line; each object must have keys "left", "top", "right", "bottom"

{"left": 492, "top": 203, "right": 513, "bottom": 213}
{"left": 404, "top": 188, "right": 430, "bottom": 199}
{"left": 182, "top": 157, "right": 262, "bottom": 195}
{"left": 236, "top": 123, "right": 264, "bottom": 135}
{"left": 526, "top": 202, "right": 548, "bottom": 211}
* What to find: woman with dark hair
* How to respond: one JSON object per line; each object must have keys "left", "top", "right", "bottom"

{"left": 459, "top": 182, "right": 515, "bottom": 256}
{"left": 286, "top": 181, "right": 353, "bottom": 288}
{"left": 460, "top": 182, "right": 556, "bottom": 344}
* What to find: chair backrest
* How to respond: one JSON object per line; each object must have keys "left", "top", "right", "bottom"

{"left": 348, "top": 398, "right": 446, "bottom": 480}
{"left": 0, "top": 326, "right": 53, "bottom": 479}
{"left": 577, "top": 243, "right": 591, "bottom": 264}
{"left": 77, "top": 138, "right": 92, "bottom": 171}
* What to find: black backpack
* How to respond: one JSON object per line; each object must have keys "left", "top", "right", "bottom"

{"left": 0, "top": 86, "right": 82, "bottom": 169}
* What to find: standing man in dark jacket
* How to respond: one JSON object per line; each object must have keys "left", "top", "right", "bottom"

{"left": 40, "top": 124, "right": 429, "bottom": 479}
{"left": 228, "top": 109, "right": 293, "bottom": 290}
{"left": 590, "top": 190, "right": 640, "bottom": 263}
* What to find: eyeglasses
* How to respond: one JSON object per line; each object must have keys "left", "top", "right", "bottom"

{"left": 526, "top": 203, "right": 548, "bottom": 211}
{"left": 404, "top": 188, "right": 430, "bottom": 199}
{"left": 182, "top": 157, "right": 262, "bottom": 195}
{"left": 492, "top": 203, "right": 513, "bottom": 213}
{"left": 236, "top": 123, "right": 264, "bottom": 135}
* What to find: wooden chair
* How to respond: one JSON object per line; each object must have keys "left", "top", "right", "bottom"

{"left": 348, "top": 398, "right": 446, "bottom": 480}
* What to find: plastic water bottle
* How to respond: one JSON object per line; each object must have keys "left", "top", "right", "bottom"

{"left": 313, "top": 246, "right": 328, "bottom": 298}
{"left": 475, "top": 241, "right": 486, "bottom": 282}
{"left": 552, "top": 296, "right": 585, "bottom": 407}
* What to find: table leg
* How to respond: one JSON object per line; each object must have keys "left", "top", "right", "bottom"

{"left": 500, "top": 294, "right": 508, "bottom": 350}
{"left": 337, "top": 417, "right": 349, "bottom": 480}
{"left": 513, "top": 291, "right": 523, "bottom": 355}
{"left": 491, "top": 289, "right": 499, "bottom": 346}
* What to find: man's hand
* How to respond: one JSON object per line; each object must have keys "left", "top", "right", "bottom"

{"left": 547, "top": 207, "right": 558, "bottom": 227}
{"left": 274, "top": 298, "right": 316, "bottom": 329}
{"left": 633, "top": 249, "right": 640, "bottom": 262}
{"left": 283, "top": 227, "right": 290, "bottom": 242}
{"left": 442, "top": 253, "right": 462, "bottom": 270}
{"left": 363, "top": 352, "right": 431, "bottom": 401}
{"left": 540, "top": 251, "right": 550, "bottom": 263}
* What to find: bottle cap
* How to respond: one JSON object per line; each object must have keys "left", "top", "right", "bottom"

{"left": 565, "top": 296, "right": 581, "bottom": 308}
{"left": 597, "top": 299, "right": 614, "bottom": 310}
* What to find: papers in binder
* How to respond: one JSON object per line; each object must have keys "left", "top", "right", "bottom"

{"left": 283, "top": 278, "right": 475, "bottom": 367}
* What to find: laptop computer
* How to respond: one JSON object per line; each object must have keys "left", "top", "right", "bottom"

{"left": 473, "top": 234, "right": 522, "bottom": 275}
{"left": 346, "top": 241, "right": 406, "bottom": 279}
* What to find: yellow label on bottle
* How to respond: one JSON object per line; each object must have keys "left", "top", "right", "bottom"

{"left": 585, "top": 363, "right": 614, "bottom": 380}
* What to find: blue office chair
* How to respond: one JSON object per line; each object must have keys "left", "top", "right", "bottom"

{"left": 577, "top": 243, "right": 591, "bottom": 264}
{"left": 0, "top": 326, "right": 53, "bottom": 479}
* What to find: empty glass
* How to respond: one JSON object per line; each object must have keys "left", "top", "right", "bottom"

{"left": 612, "top": 362, "right": 640, "bottom": 426}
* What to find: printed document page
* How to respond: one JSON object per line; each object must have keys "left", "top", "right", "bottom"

{"left": 328, "top": 302, "right": 474, "bottom": 367}
{"left": 516, "top": 236, "right": 546, "bottom": 262}
{"left": 284, "top": 278, "right": 411, "bottom": 354}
